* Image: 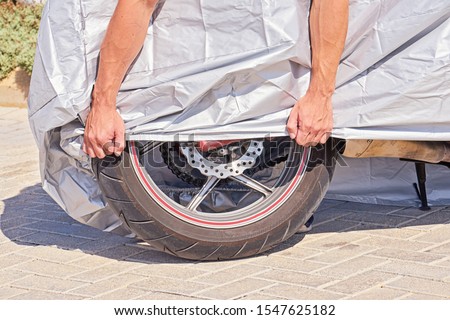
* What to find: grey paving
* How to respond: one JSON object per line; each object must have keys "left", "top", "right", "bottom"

{"left": 1, "top": 107, "right": 449, "bottom": 300}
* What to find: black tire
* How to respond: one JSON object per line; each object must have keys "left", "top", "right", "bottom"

{"left": 96, "top": 139, "right": 338, "bottom": 261}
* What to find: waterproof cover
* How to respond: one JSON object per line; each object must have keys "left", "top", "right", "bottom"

{"left": 28, "top": 0, "right": 450, "bottom": 232}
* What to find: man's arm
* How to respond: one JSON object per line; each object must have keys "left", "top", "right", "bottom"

{"left": 83, "top": 0, "right": 157, "bottom": 159}
{"left": 287, "top": 0, "right": 348, "bottom": 146}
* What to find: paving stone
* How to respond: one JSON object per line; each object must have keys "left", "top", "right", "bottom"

{"left": 268, "top": 246, "right": 322, "bottom": 260}
{"left": 0, "top": 108, "right": 26, "bottom": 119}
{"left": 130, "top": 276, "right": 210, "bottom": 295}
{"left": 69, "top": 273, "right": 148, "bottom": 297}
{"left": 0, "top": 188, "right": 23, "bottom": 199}
{"left": 375, "top": 260, "right": 450, "bottom": 281}
{"left": 314, "top": 255, "right": 388, "bottom": 279}
{"left": 255, "top": 269, "right": 335, "bottom": 288}
{"left": 349, "top": 224, "right": 424, "bottom": 239}
{"left": 350, "top": 287, "right": 409, "bottom": 300}
{"left": 339, "top": 212, "right": 414, "bottom": 227}
{"left": 96, "top": 287, "right": 150, "bottom": 300}
{"left": 15, "top": 232, "right": 93, "bottom": 250}
{"left": 250, "top": 255, "right": 327, "bottom": 273}
{"left": 132, "top": 263, "right": 212, "bottom": 281}
{"left": 312, "top": 207, "right": 353, "bottom": 225}
{"left": 412, "top": 225, "right": 450, "bottom": 243}
{"left": 28, "top": 210, "right": 79, "bottom": 224}
{"left": 68, "top": 255, "right": 116, "bottom": 269}
{"left": 386, "top": 276, "right": 450, "bottom": 298}
{"left": 0, "top": 217, "right": 39, "bottom": 230}
{"left": 334, "top": 202, "right": 402, "bottom": 214}
{"left": 11, "top": 290, "right": 86, "bottom": 300}
{"left": 0, "top": 107, "right": 17, "bottom": 116}
{"left": 17, "top": 246, "right": 86, "bottom": 263}
{"left": 260, "top": 283, "right": 344, "bottom": 300}
{"left": 94, "top": 245, "right": 149, "bottom": 261}
{"left": 0, "top": 269, "right": 30, "bottom": 286}
{"left": 316, "top": 199, "right": 346, "bottom": 211}
{"left": 301, "top": 232, "right": 370, "bottom": 251}
{"left": 70, "top": 262, "right": 139, "bottom": 282}
{"left": 425, "top": 242, "right": 450, "bottom": 255}
{"left": 323, "top": 270, "right": 400, "bottom": 295}
{"left": 353, "top": 235, "right": 430, "bottom": 251}
{"left": 11, "top": 274, "right": 87, "bottom": 292}
{"left": 15, "top": 259, "right": 87, "bottom": 278}
{"left": 405, "top": 211, "right": 450, "bottom": 230}
{"left": 0, "top": 286, "right": 29, "bottom": 299}
{"left": 371, "top": 248, "right": 446, "bottom": 263}
{"left": 0, "top": 228, "right": 37, "bottom": 241}
{"left": 196, "top": 278, "right": 274, "bottom": 299}
{"left": 240, "top": 293, "right": 286, "bottom": 300}
{"left": 193, "top": 264, "right": 268, "bottom": 284}
{"left": 22, "top": 221, "right": 105, "bottom": 240}
{"left": 400, "top": 293, "right": 447, "bottom": 300}
{"left": 188, "top": 259, "right": 245, "bottom": 272}
{"left": 0, "top": 241, "right": 29, "bottom": 256}
{"left": 0, "top": 233, "right": 10, "bottom": 244}
{"left": 434, "top": 258, "right": 450, "bottom": 269}
{"left": 77, "top": 236, "right": 142, "bottom": 255}
{"left": 137, "top": 292, "right": 201, "bottom": 300}
{"left": 389, "top": 207, "right": 444, "bottom": 219}
{"left": 307, "top": 244, "right": 376, "bottom": 264}
{"left": 0, "top": 253, "right": 31, "bottom": 269}
{"left": 125, "top": 249, "right": 191, "bottom": 264}
{"left": 308, "top": 220, "right": 361, "bottom": 235}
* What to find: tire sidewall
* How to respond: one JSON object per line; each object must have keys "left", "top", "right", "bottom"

{"left": 117, "top": 145, "right": 333, "bottom": 244}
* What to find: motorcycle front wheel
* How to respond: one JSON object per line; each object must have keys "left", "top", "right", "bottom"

{"left": 96, "top": 138, "right": 337, "bottom": 260}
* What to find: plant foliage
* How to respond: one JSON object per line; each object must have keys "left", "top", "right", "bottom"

{"left": 0, "top": 1, "right": 43, "bottom": 79}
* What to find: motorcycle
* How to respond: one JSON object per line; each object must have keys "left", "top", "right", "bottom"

{"left": 28, "top": 0, "right": 450, "bottom": 260}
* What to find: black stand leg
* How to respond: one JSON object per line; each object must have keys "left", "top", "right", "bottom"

{"left": 413, "top": 162, "right": 431, "bottom": 211}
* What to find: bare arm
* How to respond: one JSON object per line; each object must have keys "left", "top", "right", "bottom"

{"left": 287, "top": 0, "right": 348, "bottom": 146}
{"left": 83, "top": 0, "right": 157, "bottom": 159}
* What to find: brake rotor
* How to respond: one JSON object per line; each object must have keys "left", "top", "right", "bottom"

{"left": 179, "top": 140, "right": 264, "bottom": 179}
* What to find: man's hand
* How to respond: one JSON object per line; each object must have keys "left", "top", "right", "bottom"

{"left": 82, "top": 103, "right": 125, "bottom": 159}
{"left": 81, "top": 0, "right": 157, "bottom": 159}
{"left": 288, "top": 0, "right": 348, "bottom": 146}
{"left": 287, "top": 91, "right": 332, "bottom": 146}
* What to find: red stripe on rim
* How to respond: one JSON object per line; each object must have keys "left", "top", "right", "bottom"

{"left": 130, "top": 141, "right": 307, "bottom": 228}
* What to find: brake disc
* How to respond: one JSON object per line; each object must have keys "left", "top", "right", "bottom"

{"left": 178, "top": 140, "right": 264, "bottom": 179}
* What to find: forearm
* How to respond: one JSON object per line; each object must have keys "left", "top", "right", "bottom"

{"left": 287, "top": 0, "right": 349, "bottom": 145}
{"left": 308, "top": 0, "right": 348, "bottom": 97}
{"left": 92, "top": 0, "right": 157, "bottom": 108}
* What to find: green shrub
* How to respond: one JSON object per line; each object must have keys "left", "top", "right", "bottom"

{"left": 0, "top": 1, "right": 43, "bottom": 80}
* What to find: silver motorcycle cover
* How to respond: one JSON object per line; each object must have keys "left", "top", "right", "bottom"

{"left": 28, "top": 0, "right": 450, "bottom": 232}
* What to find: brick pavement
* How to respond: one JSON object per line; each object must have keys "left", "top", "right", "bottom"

{"left": 1, "top": 107, "right": 449, "bottom": 300}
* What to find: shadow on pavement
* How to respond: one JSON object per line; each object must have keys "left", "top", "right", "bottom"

{"left": 1, "top": 184, "right": 190, "bottom": 264}
{"left": 1, "top": 183, "right": 448, "bottom": 263}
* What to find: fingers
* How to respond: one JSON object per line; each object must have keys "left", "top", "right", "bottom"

{"left": 83, "top": 130, "right": 107, "bottom": 159}
{"left": 319, "top": 131, "right": 331, "bottom": 144}
{"left": 295, "top": 127, "right": 331, "bottom": 147}
{"left": 286, "top": 107, "right": 299, "bottom": 140}
{"left": 91, "top": 139, "right": 107, "bottom": 159}
{"left": 295, "top": 129, "right": 311, "bottom": 146}
{"left": 114, "top": 125, "right": 125, "bottom": 157}
{"left": 82, "top": 135, "right": 97, "bottom": 159}
{"left": 103, "top": 141, "right": 115, "bottom": 156}
{"left": 82, "top": 109, "right": 127, "bottom": 159}
{"left": 83, "top": 129, "right": 125, "bottom": 159}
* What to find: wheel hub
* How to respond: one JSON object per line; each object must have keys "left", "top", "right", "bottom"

{"left": 179, "top": 140, "right": 264, "bottom": 179}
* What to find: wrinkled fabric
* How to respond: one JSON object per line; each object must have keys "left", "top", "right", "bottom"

{"left": 28, "top": 0, "right": 450, "bottom": 231}
{"left": 327, "top": 157, "right": 450, "bottom": 206}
